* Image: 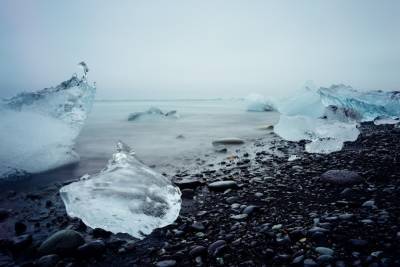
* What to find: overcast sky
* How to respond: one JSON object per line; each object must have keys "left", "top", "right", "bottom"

{"left": 0, "top": 0, "right": 399, "bottom": 99}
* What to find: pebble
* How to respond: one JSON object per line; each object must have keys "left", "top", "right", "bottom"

{"left": 208, "top": 240, "right": 227, "bottom": 257}
{"left": 36, "top": 254, "right": 60, "bottom": 267}
{"left": 230, "top": 214, "right": 248, "bottom": 220}
{"left": 189, "top": 246, "right": 206, "bottom": 257}
{"left": 242, "top": 205, "right": 257, "bottom": 215}
{"left": 320, "top": 169, "right": 363, "bottom": 185}
{"left": 315, "top": 247, "right": 334, "bottom": 256}
{"left": 38, "top": 229, "right": 84, "bottom": 255}
{"left": 77, "top": 240, "right": 106, "bottom": 257}
{"left": 208, "top": 181, "right": 238, "bottom": 191}
{"left": 155, "top": 260, "right": 177, "bottom": 267}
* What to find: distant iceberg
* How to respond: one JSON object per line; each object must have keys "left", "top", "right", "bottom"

{"left": 0, "top": 75, "right": 96, "bottom": 179}
{"left": 274, "top": 82, "right": 400, "bottom": 154}
{"left": 245, "top": 93, "right": 276, "bottom": 112}
{"left": 60, "top": 141, "right": 182, "bottom": 239}
{"left": 128, "top": 107, "right": 179, "bottom": 121}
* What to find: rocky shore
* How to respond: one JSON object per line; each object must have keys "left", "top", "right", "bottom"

{"left": 1, "top": 123, "right": 399, "bottom": 267}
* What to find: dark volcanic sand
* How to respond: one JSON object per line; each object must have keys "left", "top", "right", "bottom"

{"left": 0, "top": 123, "right": 399, "bottom": 267}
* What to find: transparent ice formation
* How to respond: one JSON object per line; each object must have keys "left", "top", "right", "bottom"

{"left": 274, "top": 82, "right": 399, "bottom": 154}
{"left": 60, "top": 141, "right": 182, "bottom": 239}
{"left": 245, "top": 93, "right": 276, "bottom": 112}
{"left": 0, "top": 75, "right": 96, "bottom": 178}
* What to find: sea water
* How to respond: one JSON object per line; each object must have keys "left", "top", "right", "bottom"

{"left": 1, "top": 99, "right": 278, "bottom": 191}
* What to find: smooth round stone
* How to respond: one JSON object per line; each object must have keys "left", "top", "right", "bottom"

{"left": 315, "top": 247, "right": 334, "bottom": 256}
{"left": 208, "top": 181, "right": 238, "bottom": 191}
{"left": 36, "top": 254, "right": 60, "bottom": 267}
{"left": 189, "top": 246, "right": 206, "bottom": 257}
{"left": 208, "top": 240, "right": 227, "bottom": 257}
{"left": 242, "top": 205, "right": 258, "bottom": 215}
{"left": 303, "top": 258, "right": 318, "bottom": 267}
{"left": 230, "top": 214, "right": 248, "bottom": 220}
{"left": 77, "top": 240, "right": 106, "bottom": 257}
{"left": 212, "top": 138, "right": 245, "bottom": 146}
{"left": 38, "top": 229, "right": 84, "bottom": 255}
{"left": 317, "top": 255, "right": 333, "bottom": 263}
{"left": 155, "top": 260, "right": 177, "bottom": 267}
{"left": 320, "top": 170, "right": 363, "bottom": 185}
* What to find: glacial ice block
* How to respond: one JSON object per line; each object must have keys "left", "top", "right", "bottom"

{"left": 60, "top": 142, "right": 182, "bottom": 239}
{"left": 274, "top": 115, "right": 360, "bottom": 154}
{"left": 319, "top": 84, "right": 400, "bottom": 121}
{"left": 245, "top": 93, "right": 276, "bottom": 112}
{"left": 0, "top": 76, "right": 96, "bottom": 178}
{"left": 273, "top": 82, "right": 400, "bottom": 154}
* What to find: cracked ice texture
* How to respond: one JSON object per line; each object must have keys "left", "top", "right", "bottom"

{"left": 60, "top": 142, "right": 182, "bottom": 239}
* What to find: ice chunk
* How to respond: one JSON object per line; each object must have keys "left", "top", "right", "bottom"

{"left": 0, "top": 75, "right": 96, "bottom": 178}
{"left": 128, "top": 107, "right": 179, "bottom": 121}
{"left": 319, "top": 84, "right": 400, "bottom": 121}
{"left": 274, "top": 82, "right": 400, "bottom": 154}
{"left": 274, "top": 115, "right": 359, "bottom": 154}
{"left": 275, "top": 83, "right": 325, "bottom": 118}
{"left": 60, "top": 141, "right": 182, "bottom": 239}
{"left": 245, "top": 93, "right": 276, "bottom": 112}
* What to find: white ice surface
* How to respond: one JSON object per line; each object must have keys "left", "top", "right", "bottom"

{"left": 0, "top": 76, "right": 95, "bottom": 178}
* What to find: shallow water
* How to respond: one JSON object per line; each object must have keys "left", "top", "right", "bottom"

{"left": 1, "top": 100, "right": 278, "bottom": 191}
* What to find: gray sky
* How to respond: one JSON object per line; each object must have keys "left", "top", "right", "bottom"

{"left": 0, "top": 0, "right": 399, "bottom": 100}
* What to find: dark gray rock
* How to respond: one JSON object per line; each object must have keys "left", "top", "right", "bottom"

{"left": 174, "top": 178, "right": 202, "bottom": 190}
{"left": 155, "top": 260, "right": 177, "bottom": 267}
{"left": 303, "top": 258, "right": 318, "bottom": 267}
{"left": 208, "top": 240, "right": 227, "bottom": 257}
{"left": 317, "top": 255, "right": 333, "bottom": 264}
{"left": 15, "top": 221, "right": 26, "bottom": 235}
{"left": 0, "top": 208, "right": 10, "bottom": 221}
{"left": 349, "top": 239, "right": 368, "bottom": 248}
{"left": 315, "top": 247, "right": 334, "bottom": 256}
{"left": 320, "top": 170, "right": 363, "bottom": 185}
{"left": 189, "top": 245, "right": 206, "bottom": 257}
{"left": 36, "top": 254, "right": 60, "bottom": 267}
{"left": 212, "top": 138, "right": 244, "bottom": 146}
{"left": 77, "top": 240, "right": 106, "bottom": 257}
{"left": 12, "top": 234, "right": 32, "bottom": 250}
{"left": 242, "top": 205, "right": 258, "bottom": 215}
{"left": 181, "top": 189, "right": 195, "bottom": 199}
{"left": 191, "top": 222, "right": 205, "bottom": 231}
{"left": 38, "top": 229, "right": 84, "bottom": 255}
{"left": 208, "top": 181, "right": 238, "bottom": 191}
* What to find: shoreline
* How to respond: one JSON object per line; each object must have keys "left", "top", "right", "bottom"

{"left": 1, "top": 122, "right": 399, "bottom": 266}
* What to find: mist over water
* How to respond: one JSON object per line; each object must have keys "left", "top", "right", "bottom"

{"left": 1, "top": 99, "right": 278, "bottom": 190}
{"left": 77, "top": 100, "right": 279, "bottom": 173}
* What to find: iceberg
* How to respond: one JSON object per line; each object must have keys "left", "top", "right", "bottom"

{"left": 273, "top": 82, "right": 400, "bottom": 154}
{"left": 245, "top": 93, "right": 276, "bottom": 112}
{"left": 319, "top": 84, "right": 400, "bottom": 121}
{"left": 0, "top": 74, "right": 96, "bottom": 179}
{"left": 60, "top": 141, "right": 182, "bottom": 239}
{"left": 128, "top": 107, "right": 179, "bottom": 121}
